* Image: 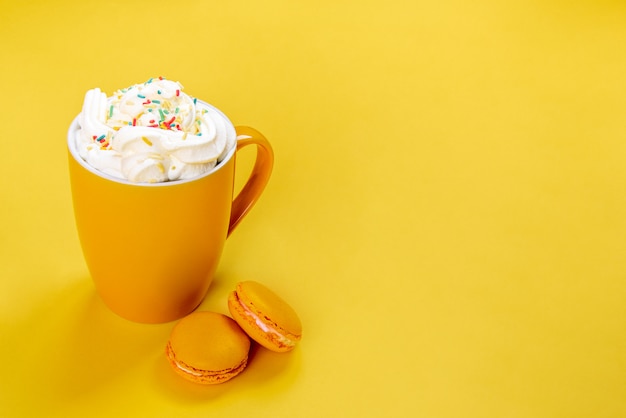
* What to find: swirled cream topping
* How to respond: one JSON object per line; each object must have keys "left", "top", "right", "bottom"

{"left": 75, "top": 77, "right": 236, "bottom": 183}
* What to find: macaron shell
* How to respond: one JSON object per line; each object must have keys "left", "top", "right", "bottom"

{"left": 228, "top": 281, "right": 302, "bottom": 352}
{"left": 166, "top": 311, "right": 250, "bottom": 384}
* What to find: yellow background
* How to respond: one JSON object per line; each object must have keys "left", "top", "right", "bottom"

{"left": 1, "top": 0, "right": 625, "bottom": 416}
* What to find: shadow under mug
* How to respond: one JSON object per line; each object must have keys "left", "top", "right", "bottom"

{"left": 67, "top": 102, "right": 273, "bottom": 323}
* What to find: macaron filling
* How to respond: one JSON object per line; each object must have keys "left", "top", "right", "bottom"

{"left": 235, "top": 294, "right": 297, "bottom": 348}
{"left": 166, "top": 341, "right": 247, "bottom": 382}
{"left": 170, "top": 358, "right": 203, "bottom": 378}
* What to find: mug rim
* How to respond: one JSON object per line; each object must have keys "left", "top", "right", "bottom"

{"left": 67, "top": 99, "right": 237, "bottom": 187}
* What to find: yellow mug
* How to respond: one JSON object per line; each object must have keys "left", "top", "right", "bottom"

{"left": 67, "top": 101, "right": 273, "bottom": 323}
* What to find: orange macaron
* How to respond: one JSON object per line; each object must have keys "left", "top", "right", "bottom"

{"left": 165, "top": 311, "right": 250, "bottom": 384}
{"left": 228, "top": 281, "right": 302, "bottom": 352}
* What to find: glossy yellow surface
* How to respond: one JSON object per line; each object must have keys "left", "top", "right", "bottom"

{"left": 1, "top": 0, "right": 625, "bottom": 416}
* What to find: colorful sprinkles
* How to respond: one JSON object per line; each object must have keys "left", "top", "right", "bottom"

{"left": 92, "top": 134, "right": 110, "bottom": 149}
{"left": 94, "top": 76, "right": 202, "bottom": 149}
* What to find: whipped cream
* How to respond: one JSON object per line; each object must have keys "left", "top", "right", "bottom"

{"left": 75, "top": 77, "right": 236, "bottom": 183}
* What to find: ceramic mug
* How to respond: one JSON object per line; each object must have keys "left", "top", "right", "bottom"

{"left": 67, "top": 101, "right": 273, "bottom": 323}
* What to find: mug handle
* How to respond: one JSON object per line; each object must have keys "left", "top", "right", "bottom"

{"left": 228, "top": 126, "right": 274, "bottom": 236}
